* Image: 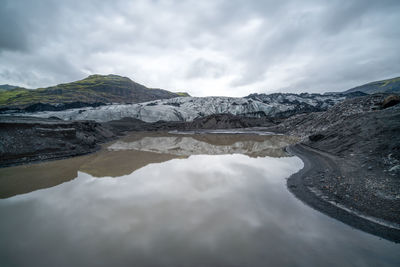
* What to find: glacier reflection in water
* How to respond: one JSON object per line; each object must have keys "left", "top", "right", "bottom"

{"left": 108, "top": 135, "right": 293, "bottom": 157}
{"left": 0, "top": 133, "right": 399, "bottom": 267}
{"left": 0, "top": 133, "right": 295, "bottom": 198}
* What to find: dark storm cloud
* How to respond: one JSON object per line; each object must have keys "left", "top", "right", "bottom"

{"left": 0, "top": 4, "right": 28, "bottom": 52}
{"left": 0, "top": 0, "right": 63, "bottom": 52}
{"left": 0, "top": 0, "right": 399, "bottom": 95}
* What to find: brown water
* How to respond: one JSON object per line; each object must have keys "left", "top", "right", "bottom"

{"left": 0, "top": 132, "right": 399, "bottom": 267}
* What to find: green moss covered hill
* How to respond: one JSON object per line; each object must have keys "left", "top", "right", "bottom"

{"left": 344, "top": 76, "right": 400, "bottom": 94}
{"left": 0, "top": 74, "right": 190, "bottom": 108}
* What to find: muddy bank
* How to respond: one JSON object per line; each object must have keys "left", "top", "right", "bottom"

{"left": 0, "top": 116, "right": 116, "bottom": 167}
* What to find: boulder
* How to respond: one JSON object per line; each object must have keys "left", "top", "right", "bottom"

{"left": 382, "top": 95, "right": 400, "bottom": 109}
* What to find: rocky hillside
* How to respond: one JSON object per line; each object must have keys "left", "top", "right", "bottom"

{"left": 269, "top": 94, "right": 396, "bottom": 137}
{"left": 20, "top": 93, "right": 362, "bottom": 123}
{"left": 0, "top": 74, "right": 189, "bottom": 109}
{"left": 343, "top": 76, "right": 400, "bottom": 94}
{"left": 268, "top": 94, "right": 400, "bottom": 176}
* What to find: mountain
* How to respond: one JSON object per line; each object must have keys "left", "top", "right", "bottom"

{"left": 21, "top": 92, "right": 362, "bottom": 123}
{"left": 343, "top": 76, "right": 400, "bottom": 94}
{"left": 0, "top": 74, "right": 189, "bottom": 108}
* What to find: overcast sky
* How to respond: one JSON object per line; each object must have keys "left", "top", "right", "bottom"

{"left": 0, "top": 0, "right": 399, "bottom": 96}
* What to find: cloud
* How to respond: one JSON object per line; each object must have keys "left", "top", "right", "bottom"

{"left": 0, "top": 0, "right": 399, "bottom": 96}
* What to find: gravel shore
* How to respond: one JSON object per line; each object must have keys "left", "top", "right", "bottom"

{"left": 287, "top": 144, "right": 400, "bottom": 243}
{"left": 279, "top": 94, "right": 400, "bottom": 243}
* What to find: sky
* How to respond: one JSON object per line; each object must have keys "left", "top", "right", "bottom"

{"left": 0, "top": 0, "right": 399, "bottom": 97}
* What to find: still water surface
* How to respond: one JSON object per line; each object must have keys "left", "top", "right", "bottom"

{"left": 0, "top": 133, "right": 399, "bottom": 267}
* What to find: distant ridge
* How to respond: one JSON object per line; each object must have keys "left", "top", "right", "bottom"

{"left": 343, "top": 76, "right": 400, "bottom": 94}
{"left": 0, "top": 84, "right": 20, "bottom": 91}
{"left": 0, "top": 74, "right": 190, "bottom": 108}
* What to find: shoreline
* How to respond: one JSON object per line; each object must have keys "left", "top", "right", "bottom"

{"left": 286, "top": 144, "right": 400, "bottom": 243}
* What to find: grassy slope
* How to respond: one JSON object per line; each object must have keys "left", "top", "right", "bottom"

{"left": 379, "top": 76, "right": 400, "bottom": 86}
{"left": 175, "top": 92, "right": 191, "bottom": 97}
{"left": 345, "top": 76, "right": 400, "bottom": 94}
{"left": 0, "top": 88, "right": 32, "bottom": 106}
{"left": 0, "top": 74, "right": 190, "bottom": 108}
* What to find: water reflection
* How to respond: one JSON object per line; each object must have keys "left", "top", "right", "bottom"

{"left": 0, "top": 133, "right": 295, "bottom": 198}
{"left": 108, "top": 135, "right": 292, "bottom": 157}
{"left": 0, "top": 154, "right": 399, "bottom": 267}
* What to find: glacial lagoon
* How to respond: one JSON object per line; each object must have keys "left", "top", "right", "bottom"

{"left": 0, "top": 132, "right": 399, "bottom": 267}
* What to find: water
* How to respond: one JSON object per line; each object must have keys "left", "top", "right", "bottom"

{"left": 0, "top": 133, "right": 399, "bottom": 267}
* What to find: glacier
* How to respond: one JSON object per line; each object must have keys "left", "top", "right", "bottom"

{"left": 19, "top": 93, "right": 359, "bottom": 123}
